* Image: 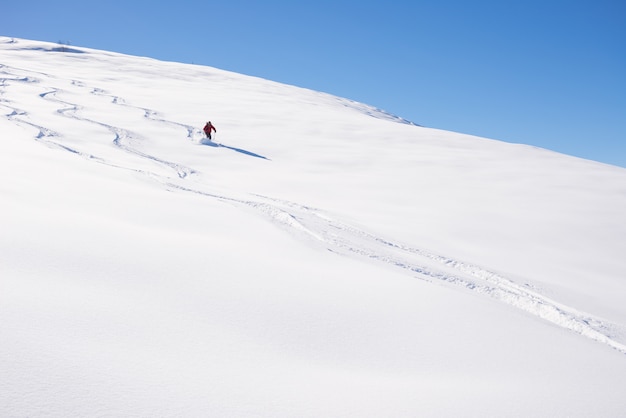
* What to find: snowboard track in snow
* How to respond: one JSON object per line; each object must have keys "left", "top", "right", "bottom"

{"left": 251, "top": 195, "right": 626, "bottom": 355}
{"left": 3, "top": 63, "right": 625, "bottom": 356}
{"left": 168, "top": 184, "right": 626, "bottom": 356}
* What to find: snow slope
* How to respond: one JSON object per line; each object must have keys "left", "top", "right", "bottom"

{"left": 2, "top": 37, "right": 626, "bottom": 417}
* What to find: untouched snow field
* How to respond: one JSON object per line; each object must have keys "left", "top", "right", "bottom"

{"left": 2, "top": 37, "right": 626, "bottom": 417}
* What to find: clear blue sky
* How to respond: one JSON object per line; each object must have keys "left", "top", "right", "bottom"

{"left": 3, "top": 0, "right": 625, "bottom": 167}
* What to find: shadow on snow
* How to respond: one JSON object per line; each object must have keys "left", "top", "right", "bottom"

{"left": 200, "top": 139, "right": 270, "bottom": 160}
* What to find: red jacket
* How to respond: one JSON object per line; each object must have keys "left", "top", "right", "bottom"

{"left": 203, "top": 122, "right": 216, "bottom": 135}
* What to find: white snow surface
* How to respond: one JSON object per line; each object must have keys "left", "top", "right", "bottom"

{"left": 2, "top": 37, "right": 626, "bottom": 417}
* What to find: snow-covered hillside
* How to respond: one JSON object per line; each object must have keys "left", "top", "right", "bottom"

{"left": 2, "top": 37, "right": 626, "bottom": 417}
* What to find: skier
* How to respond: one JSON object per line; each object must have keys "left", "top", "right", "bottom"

{"left": 203, "top": 121, "right": 216, "bottom": 140}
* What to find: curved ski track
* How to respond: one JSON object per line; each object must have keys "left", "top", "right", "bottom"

{"left": 2, "top": 63, "right": 625, "bottom": 356}
{"left": 1, "top": 64, "right": 196, "bottom": 179}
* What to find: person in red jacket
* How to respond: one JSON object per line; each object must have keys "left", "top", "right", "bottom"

{"left": 203, "top": 121, "right": 216, "bottom": 139}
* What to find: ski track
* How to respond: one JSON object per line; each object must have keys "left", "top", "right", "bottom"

{"left": 1, "top": 64, "right": 196, "bottom": 179}
{"left": 3, "top": 64, "right": 626, "bottom": 356}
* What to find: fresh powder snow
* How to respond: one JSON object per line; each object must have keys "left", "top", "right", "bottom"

{"left": 2, "top": 36, "right": 626, "bottom": 417}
